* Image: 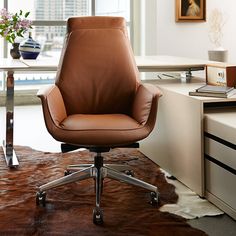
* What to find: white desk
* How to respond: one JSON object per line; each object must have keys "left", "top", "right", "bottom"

{"left": 135, "top": 55, "right": 206, "bottom": 72}
{"left": 0, "top": 60, "right": 28, "bottom": 167}
{"left": 140, "top": 78, "right": 236, "bottom": 196}
{"left": 0, "top": 58, "right": 58, "bottom": 167}
{"left": 0, "top": 55, "right": 207, "bottom": 167}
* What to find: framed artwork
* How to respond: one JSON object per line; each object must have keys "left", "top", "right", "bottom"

{"left": 175, "top": 0, "right": 206, "bottom": 22}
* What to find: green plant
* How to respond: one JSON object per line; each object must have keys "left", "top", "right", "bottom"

{"left": 0, "top": 8, "right": 32, "bottom": 44}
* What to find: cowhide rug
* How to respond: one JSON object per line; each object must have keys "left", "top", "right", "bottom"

{"left": 0, "top": 146, "right": 207, "bottom": 236}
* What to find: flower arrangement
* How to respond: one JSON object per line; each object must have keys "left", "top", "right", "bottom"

{"left": 0, "top": 8, "right": 32, "bottom": 44}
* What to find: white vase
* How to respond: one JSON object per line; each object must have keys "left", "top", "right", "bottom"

{"left": 208, "top": 49, "right": 228, "bottom": 62}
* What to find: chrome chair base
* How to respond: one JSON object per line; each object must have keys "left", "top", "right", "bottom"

{"left": 36, "top": 152, "right": 159, "bottom": 224}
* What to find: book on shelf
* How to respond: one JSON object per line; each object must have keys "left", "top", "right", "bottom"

{"left": 189, "top": 84, "right": 236, "bottom": 98}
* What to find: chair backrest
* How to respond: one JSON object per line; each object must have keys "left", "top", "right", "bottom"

{"left": 55, "top": 16, "right": 140, "bottom": 115}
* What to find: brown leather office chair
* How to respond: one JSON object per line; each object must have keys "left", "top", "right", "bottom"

{"left": 36, "top": 16, "right": 162, "bottom": 224}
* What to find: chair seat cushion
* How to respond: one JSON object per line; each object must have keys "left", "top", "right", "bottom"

{"left": 61, "top": 114, "right": 141, "bottom": 130}
{"left": 53, "top": 114, "right": 148, "bottom": 146}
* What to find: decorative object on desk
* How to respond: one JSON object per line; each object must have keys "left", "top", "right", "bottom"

{"left": 206, "top": 63, "right": 236, "bottom": 87}
{"left": 197, "top": 84, "right": 234, "bottom": 93}
{"left": 208, "top": 9, "right": 228, "bottom": 62}
{"left": 208, "top": 49, "right": 228, "bottom": 63}
{"left": 175, "top": 0, "right": 206, "bottom": 22}
{"left": 0, "top": 8, "right": 32, "bottom": 59}
{"left": 189, "top": 84, "right": 236, "bottom": 98}
{"left": 9, "top": 42, "right": 21, "bottom": 59}
{"left": 19, "top": 33, "right": 41, "bottom": 59}
{"left": 0, "top": 146, "right": 207, "bottom": 236}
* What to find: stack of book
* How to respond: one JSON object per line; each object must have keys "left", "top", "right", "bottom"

{"left": 189, "top": 84, "right": 236, "bottom": 98}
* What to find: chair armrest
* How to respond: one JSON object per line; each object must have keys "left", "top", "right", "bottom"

{"left": 37, "top": 85, "right": 67, "bottom": 126}
{"left": 132, "top": 83, "right": 162, "bottom": 127}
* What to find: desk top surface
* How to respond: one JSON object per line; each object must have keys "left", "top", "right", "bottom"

{"left": 0, "top": 59, "right": 28, "bottom": 70}
{"left": 135, "top": 55, "right": 207, "bottom": 71}
{"left": 0, "top": 58, "right": 59, "bottom": 71}
{"left": 147, "top": 77, "right": 236, "bottom": 101}
{"left": 0, "top": 55, "right": 208, "bottom": 71}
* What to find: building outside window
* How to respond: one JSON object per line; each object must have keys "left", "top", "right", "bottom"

{"left": 0, "top": 0, "right": 132, "bottom": 93}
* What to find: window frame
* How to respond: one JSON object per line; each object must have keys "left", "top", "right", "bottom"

{"left": 3, "top": 0, "right": 133, "bottom": 58}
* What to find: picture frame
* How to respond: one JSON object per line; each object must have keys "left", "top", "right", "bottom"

{"left": 175, "top": 0, "right": 206, "bottom": 22}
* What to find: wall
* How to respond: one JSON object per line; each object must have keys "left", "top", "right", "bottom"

{"left": 155, "top": 0, "right": 236, "bottom": 63}
{"left": 133, "top": 0, "right": 158, "bottom": 56}
{"left": 145, "top": 0, "right": 158, "bottom": 55}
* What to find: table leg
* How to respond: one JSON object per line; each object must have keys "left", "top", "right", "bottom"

{"left": 2, "top": 70, "right": 19, "bottom": 167}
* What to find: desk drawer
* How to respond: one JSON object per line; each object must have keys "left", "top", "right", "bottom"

{"left": 205, "top": 136, "right": 236, "bottom": 170}
{"left": 204, "top": 108, "right": 236, "bottom": 219}
{"left": 204, "top": 108, "right": 236, "bottom": 145}
{"left": 205, "top": 159, "right": 236, "bottom": 211}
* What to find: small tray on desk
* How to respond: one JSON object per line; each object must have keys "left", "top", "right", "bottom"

{"left": 189, "top": 84, "right": 236, "bottom": 98}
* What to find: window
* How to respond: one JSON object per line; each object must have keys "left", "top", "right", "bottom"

{"left": 7, "top": 0, "right": 91, "bottom": 59}
{"left": 96, "top": 0, "right": 131, "bottom": 38}
{"left": 1, "top": 0, "right": 132, "bottom": 92}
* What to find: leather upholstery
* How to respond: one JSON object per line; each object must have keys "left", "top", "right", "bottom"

{"left": 38, "top": 16, "right": 162, "bottom": 147}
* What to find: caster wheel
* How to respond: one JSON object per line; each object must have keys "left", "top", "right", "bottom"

{"left": 64, "top": 170, "right": 72, "bottom": 176}
{"left": 93, "top": 208, "right": 103, "bottom": 225}
{"left": 149, "top": 191, "right": 158, "bottom": 206}
{"left": 124, "top": 170, "right": 134, "bottom": 177}
{"left": 36, "top": 191, "right": 46, "bottom": 207}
